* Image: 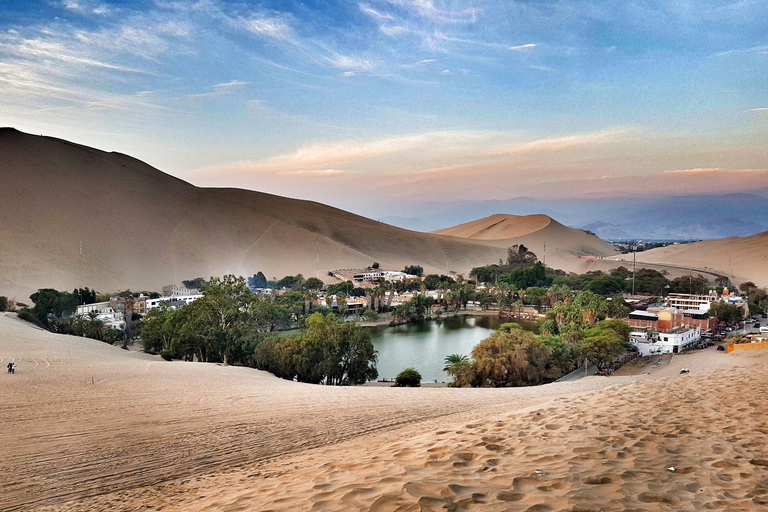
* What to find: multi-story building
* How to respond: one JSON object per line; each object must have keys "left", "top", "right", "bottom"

{"left": 146, "top": 294, "right": 203, "bottom": 311}
{"left": 162, "top": 284, "right": 200, "bottom": 297}
{"left": 666, "top": 293, "right": 717, "bottom": 312}
{"left": 626, "top": 307, "right": 718, "bottom": 332}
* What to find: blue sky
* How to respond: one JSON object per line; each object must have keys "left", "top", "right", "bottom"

{"left": 1, "top": 0, "right": 767, "bottom": 216}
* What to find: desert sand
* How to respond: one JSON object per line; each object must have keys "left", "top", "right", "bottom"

{"left": 635, "top": 232, "right": 768, "bottom": 288}
{"left": 1, "top": 129, "right": 619, "bottom": 302}
{"left": 432, "top": 214, "right": 555, "bottom": 240}
{"left": 432, "top": 214, "right": 621, "bottom": 277}
{"left": 3, "top": 312, "right": 768, "bottom": 511}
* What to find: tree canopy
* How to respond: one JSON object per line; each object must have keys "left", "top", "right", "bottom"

{"left": 253, "top": 312, "right": 378, "bottom": 385}
{"left": 403, "top": 265, "right": 424, "bottom": 277}
{"left": 470, "top": 328, "right": 553, "bottom": 387}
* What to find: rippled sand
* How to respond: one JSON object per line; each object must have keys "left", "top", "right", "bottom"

{"left": 2, "top": 312, "right": 766, "bottom": 511}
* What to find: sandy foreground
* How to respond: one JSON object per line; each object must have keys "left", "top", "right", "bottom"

{"left": 2, "top": 313, "right": 767, "bottom": 511}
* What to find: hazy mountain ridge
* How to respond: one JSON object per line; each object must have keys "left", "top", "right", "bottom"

{"left": 382, "top": 193, "right": 768, "bottom": 240}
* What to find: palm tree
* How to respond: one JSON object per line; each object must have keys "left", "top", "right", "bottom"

{"left": 444, "top": 354, "right": 473, "bottom": 387}
{"left": 443, "top": 354, "right": 468, "bottom": 372}
{"left": 385, "top": 282, "right": 394, "bottom": 310}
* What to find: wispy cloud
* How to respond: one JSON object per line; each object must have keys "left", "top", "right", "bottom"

{"left": 713, "top": 45, "right": 768, "bottom": 57}
{"left": 292, "top": 168, "right": 352, "bottom": 176}
{"left": 384, "top": 0, "right": 478, "bottom": 23}
{"left": 509, "top": 43, "right": 537, "bottom": 52}
{"left": 380, "top": 25, "right": 409, "bottom": 36}
{"left": 214, "top": 80, "right": 250, "bottom": 91}
{"left": 359, "top": 3, "right": 394, "bottom": 20}
{"left": 662, "top": 168, "right": 767, "bottom": 175}
{"left": 183, "top": 80, "right": 250, "bottom": 99}
{"left": 487, "top": 129, "right": 632, "bottom": 157}
{"left": 329, "top": 55, "right": 376, "bottom": 71}
{"left": 240, "top": 15, "right": 292, "bottom": 39}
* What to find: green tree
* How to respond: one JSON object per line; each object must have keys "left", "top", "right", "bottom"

{"left": 302, "top": 277, "right": 324, "bottom": 291}
{"left": 709, "top": 301, "right": 744, "bottom": 324}
{"left": 443, "top": 353, "right": 469, "bottom": 372}
{"left": 141, "top": 303, "right": 187, "bottom": 355}
{"left": 253, "top": 312, "right": 377, "bottom": 385}
{"left": 276, "top": 274, "right": 305, "bottom": 290}
{"left": 403, "top": 265, "right": 424, "bottom": 277}
{"left": 0, "top": 296, "right": 7, "bottom": 312}
{"left": 73, "top": 287, "right": 97, "bottom": 305}
{"left": 371, "top": 262, "right": 380, "bottom": 269}
{"left": 30, "top": 288, "right": 78, "bottom": 324}
{"left": 395, "top": 368, "right": 422, "bottom": 387}
{"left": 248, "top": 272, "right": 268, "bottom": 289}
{"left": 182, "top": 277, "right": 207, "bottom": 290}
{"left": 328, "top": 281, "right": 355, "bottom": 296}
{"left": 182, "top": 275, "right": 264, "bottom": 364}
{"left": 470, "top": 328, "right": 553, "bottom": 387}
{"left": 578, "top": 319, "right": 631, "bottom": 370}
{"left": 506, "top": 244, "right": 538, "bottom": 267}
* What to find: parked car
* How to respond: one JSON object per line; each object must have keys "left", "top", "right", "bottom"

{"left": 755, "top": 322, "right": 761, "bottom": 328}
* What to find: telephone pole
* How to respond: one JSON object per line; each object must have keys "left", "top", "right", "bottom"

{"left": 632, "top": 245, "right": 636, "bottom": 296}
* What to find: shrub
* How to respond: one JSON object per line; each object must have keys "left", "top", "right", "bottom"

{"left": 363, "top": 309, "right": 378, "bottom": 321}
{"left": 17, "top": 308, "right": 43, "bottom": 327}
{"left": 160, "top": 349, "right": 174, "bottom": 361}
{"left": 0, "top": 295, "right": 7, "bottom": 312}
{"left": 395, "top": 368, "right": 422, "bottom": 387}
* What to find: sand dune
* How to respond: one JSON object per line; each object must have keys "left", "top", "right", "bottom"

{"left": 432, "top": 214, "right": 554, "bottom": 240}
{"left": 432, "top": 214, "right": 619, "bottom": 272}
{"left": 0, "top": 129, "right": 509, "bottom": 300}
{"left": 635, "top": 231, "right": 768, "bottom": 288}
{"left": 3, "top": 312, "right": 768, "bottom": 511}
{"left": 0, "top": 129, "right": 622, "bottom": 301}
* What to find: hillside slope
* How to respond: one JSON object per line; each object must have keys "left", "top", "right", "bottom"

{"left": 0, "top": 129, "right": 512, "bottom": 299}
{"left": 432, "top": 214, "right": 619, "bottom": 271}
{"left": 635, "top": 231, "right": 768, "bottom": 288}
{"left": 0, "top": 130, "right": 624, "bottom": 300}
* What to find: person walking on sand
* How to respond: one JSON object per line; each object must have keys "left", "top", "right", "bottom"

{"left": 7, "top": 362, "right": 15, "bottom": 374}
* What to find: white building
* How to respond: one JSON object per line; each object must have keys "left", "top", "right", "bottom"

{"left": 76, "top": 301, "right": 111, "bottom": 316}
{"left": 351, "top": 270, "right": 420, "bottom": 284}
{"left": 146, "top": 294, "right": 204, "bottom": 311}
{"left": 162, "top": 284, "right": 200, "bottom": 297}
{"left": 667, "top": 293, "right": 717, "bottom": 312}
{"left": 75, "top": 302, "right": 125, "bottom": 330}
{"left": 630, "top": 326, "right": 701, "bottom": 356}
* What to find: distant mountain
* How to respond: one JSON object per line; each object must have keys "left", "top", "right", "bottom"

{"left": 581, "top": 221, "right": 632, "bottom": 240}
{"left": 382, "top": 193, "right": 768, "bottom": 241}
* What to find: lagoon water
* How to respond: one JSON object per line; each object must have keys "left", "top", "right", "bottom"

{"left": 369, "top": 315, "right": 539, "bottom": 383}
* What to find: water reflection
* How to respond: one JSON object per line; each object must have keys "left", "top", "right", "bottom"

{"left": 369, "top": 315, "right": 539, "bottom": 383}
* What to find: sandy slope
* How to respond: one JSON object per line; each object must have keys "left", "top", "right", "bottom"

{"left": 432, "top": 214, "right": 619, "bottom": 273}
{"left": 0, "top": 130, "right": 622, "bottom": 301}
{"left": 635, "top": 231, "right": 768, "bottom": 288}
{"left": 0, "top": 128, "right": 510, "bottom": 300}
{"left": 432, "top": 214, "right": 554, "bottom": 240}
{"left": 3, "top": 313, "right": 767, "bottom": 511}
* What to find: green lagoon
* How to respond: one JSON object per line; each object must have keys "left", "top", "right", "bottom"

{"left": 369, "top": 315, "right": 539, "bottom": 383}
